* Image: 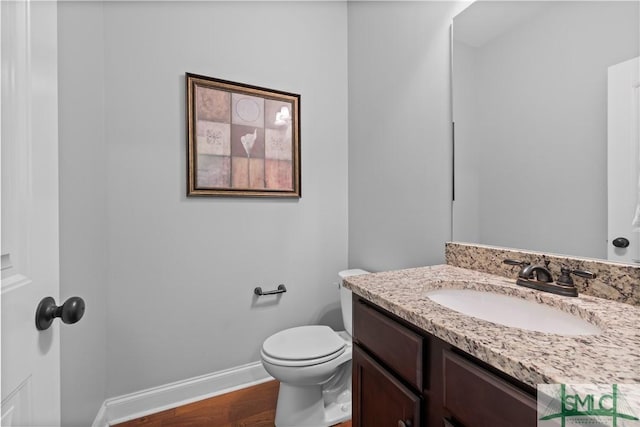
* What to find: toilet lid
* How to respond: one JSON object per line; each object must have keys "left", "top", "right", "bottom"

{"left": 262, "top": 325, "right": 345, "bottom": 361}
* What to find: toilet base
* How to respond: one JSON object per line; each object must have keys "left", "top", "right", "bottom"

{"left": 274, "top": 383, "right": 351, "bottom": 427}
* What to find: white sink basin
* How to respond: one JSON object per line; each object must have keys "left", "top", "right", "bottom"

{"left": 425, "top": 289, "right": 601, "bottom": 335}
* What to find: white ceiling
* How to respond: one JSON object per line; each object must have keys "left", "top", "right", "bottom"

{"left": 453, "top": 1, "right": 550, "bottom": 47}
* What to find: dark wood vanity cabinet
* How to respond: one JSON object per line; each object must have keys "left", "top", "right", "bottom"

{"left": 353, "top": 345, "right": 421, "bottom": 427}
{"left": 352, "top": 295, "right": 538, "bottom": 427}
{"left": 352, "top": 299, "right": 423, "bottom": 427}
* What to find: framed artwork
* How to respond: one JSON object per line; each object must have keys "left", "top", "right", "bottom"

{"left": 186, "top": 73, "right": 301, "bottom": 197}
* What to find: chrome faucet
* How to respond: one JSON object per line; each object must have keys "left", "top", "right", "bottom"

{"left": 503, "top": 259, "right": 594, "bottom": 297}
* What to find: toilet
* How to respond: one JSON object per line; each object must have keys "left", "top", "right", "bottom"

{"left": 260, "top": 269, "right": 369, "bottom": 427}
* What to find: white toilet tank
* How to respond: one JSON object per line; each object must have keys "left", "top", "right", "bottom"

{"left": 338, "top": 269, "right": 369, "bottom": 336}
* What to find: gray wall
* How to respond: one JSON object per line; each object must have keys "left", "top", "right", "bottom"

{"left": 102, "top": 1, "right": 348, "bottom": 397}
{"left": 348, "top": 1, "right": 468, "bottom": 272}
{"left": 58, "top": 0, "right": 469, "bottom": 423}
{"left": 58, "top": 0, "right": 348, "bottom": 422}
{"left": 58, "top": 2, "right": 108, "bottom": 425}
{"left": 453, "top": 2, "right": 639, "bottom": 259}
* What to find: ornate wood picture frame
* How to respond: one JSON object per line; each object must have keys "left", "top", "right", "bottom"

{"left": 186, "top": 73, "right": 301, "bottom": 197}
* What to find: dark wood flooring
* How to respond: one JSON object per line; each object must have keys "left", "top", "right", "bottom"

{"left": 112, "top": 380, "right": 352, "bottom": 427}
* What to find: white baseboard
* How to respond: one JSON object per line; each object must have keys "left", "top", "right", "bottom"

{"left": 91, "top": 403, "right": 108, "bottom": 427}
{"left": 92, "top": 361, "right": 272, "bottom": 427}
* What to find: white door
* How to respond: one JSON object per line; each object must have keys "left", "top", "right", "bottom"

{"left": 1, "top": 1, "right": 61, "bottom": 425}
{"left": 608, "top": 57, "right": 640, "bottom": 263}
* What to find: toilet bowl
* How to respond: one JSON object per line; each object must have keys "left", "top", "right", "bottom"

{"left": 260, "top": 269, "right": 369, "bottom": 427}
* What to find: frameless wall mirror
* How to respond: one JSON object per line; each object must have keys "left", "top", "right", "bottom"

{"left": 452, "top": 0, "right": 639, "bottom": 263}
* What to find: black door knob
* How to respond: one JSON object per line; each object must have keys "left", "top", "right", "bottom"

{"left": 35, "top": 296, "right": 85, "bottom": 331}
{"left": 612, "top": 237, "right": 630, "bottom": 248}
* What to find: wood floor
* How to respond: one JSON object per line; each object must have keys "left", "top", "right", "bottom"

{"left": 112, "top": 380, "right": 352, "bottom": 427}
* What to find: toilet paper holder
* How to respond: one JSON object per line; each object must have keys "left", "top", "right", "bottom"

{"left": 254, "top": 284, "right": 287, "bottom": 296}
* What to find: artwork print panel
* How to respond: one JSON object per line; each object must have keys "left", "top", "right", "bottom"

{"left": 197, "top": 154, "right": 231, "bottom": 188}
{"left": 231, "top": 157, "right": 265, "bottom": 189}
{"left": 196, "top": 86, "right": 230, "bottom": 123}
{"left": 265, "top": 128, "right": 292, "bottom": 161}
{"left": 264, "top": 99, "right": 293, "bottom": 130}
{"left": 196, "top": 121, "right": 231, "bottom": 156}
{"left": 230, "top": 124, "right": 265, "bottom": 159}
{"left": 265, "top": 159, "right": 293, "bottom": 190}
{"left": 231, "top": 93, "right": 265, "bottom": 127}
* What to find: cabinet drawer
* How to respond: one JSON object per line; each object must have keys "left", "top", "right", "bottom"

{"left": 443, "top": 350, "right": 537, "bottom": 427}
{"left": 353, "top": 298, "right": 423, "bottom": 390}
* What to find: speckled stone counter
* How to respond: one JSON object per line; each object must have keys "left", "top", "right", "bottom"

{"left": 343, "top": 264, "right": 640, "bottom": 387}
{"left": 446, "top": 242, "right": 640, "bottom": 306}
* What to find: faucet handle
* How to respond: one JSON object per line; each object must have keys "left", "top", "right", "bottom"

{"left": 503, "top": 259, "right": 530, "bottom": 268}
{"left": 557, "top": 266, "right": 596, "bottom": 286}
{"left": 571, "top": 268, "right": 596, "bottom": 279}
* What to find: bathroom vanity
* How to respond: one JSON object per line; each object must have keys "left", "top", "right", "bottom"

{"left": 352, "top": 294, "right": 537, "bottom": 427}
{"left": 344, "top": 248, "right": 640, "bottom": 427}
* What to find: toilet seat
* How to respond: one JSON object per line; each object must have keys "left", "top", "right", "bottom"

{"left": 261, "top": 325, "right": 346, "bottom": 367}
{"left": 261, "top": 347, "right": 346, "bottom": 367}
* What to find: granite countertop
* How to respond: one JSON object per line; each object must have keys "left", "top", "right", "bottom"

{"left": 343, "top": 264, "right": 640, "bottom": 387}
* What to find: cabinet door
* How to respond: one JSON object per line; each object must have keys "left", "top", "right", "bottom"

{"left": 353, "top": 345, "right": 421, "bottom": 427}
